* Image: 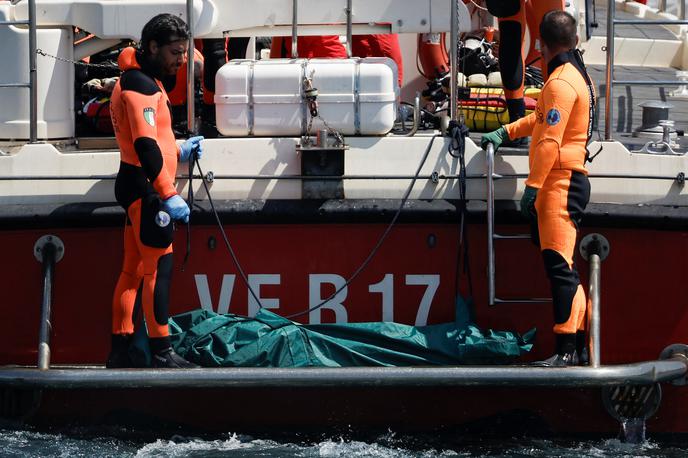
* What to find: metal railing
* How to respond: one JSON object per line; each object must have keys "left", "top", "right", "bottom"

{"left": 658, "top": 0, "right": 687, "bottom": 19}
{"left": 186, "top": 0, "right": 195, "bottom": 134}
{"left": 604, "top": 0, "right": 688, "bottom": 139}
{"left": 485, "top": 143, "right": 550, "bottom": 305}
{"left": 0, "top": 0, "right": 37, "bottom": 142}
{"left": 33, "top": 235, "right": 64, "bottom": 370}
{"left": 579, "top": 233, "right": 610, "bottom": 368}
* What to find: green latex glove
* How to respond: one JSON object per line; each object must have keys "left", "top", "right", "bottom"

{"left": 480, "top": 126, "right": 509, "bottom": 152}
{"left": 520, "top": 185, "right": 538, "bottom": 220}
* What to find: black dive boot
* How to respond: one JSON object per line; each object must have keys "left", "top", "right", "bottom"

{"left": 149, "top": 337, "right": 199, "bottom": 369}
{"left": 106, "top": 334, "right": 133, "bottom": 368}
{"left": 576, "top": 330, "right": 590, "bottom": 366}
{"left": 532, "top": 333, "right": 579, "bottom": 367}
{"left": 503, "top": 98, "right": 529, "bottom": 147}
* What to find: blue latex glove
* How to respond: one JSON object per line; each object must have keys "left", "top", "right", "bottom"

{"left": 480, "top": 126, "right": 509, "bottom": 152}
{"left": 179, "top": 135, "right": 204, "bottom": 162}
{"left": 161, "top": 194, "right": 190, "bottom": 223}
{"left": 520, "top": 185, "right": 538, "bottom": 220}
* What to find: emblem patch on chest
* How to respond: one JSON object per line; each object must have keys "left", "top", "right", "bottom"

{"left": 546, "top": 108, "right": 561, "bottom": 126}
{"left": 143, "top": 107, "right": 156, "bottom": 127}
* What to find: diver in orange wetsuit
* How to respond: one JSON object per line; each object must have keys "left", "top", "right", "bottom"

{"left": 487, "top": 0, "right": 565, "bottom": 129}
{"left": 481, "top": 10, "right": 595, "bottom": 366}
{"left": 108, "top": 14, "right": 204, "bottom": 368}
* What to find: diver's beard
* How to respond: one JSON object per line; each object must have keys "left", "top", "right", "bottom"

{"left": 138, "top": 52, "right": 166, "bottom": 80}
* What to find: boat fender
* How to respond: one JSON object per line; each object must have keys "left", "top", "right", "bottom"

{"left": 417, "top": 33, "right": 449, "bottom": 80}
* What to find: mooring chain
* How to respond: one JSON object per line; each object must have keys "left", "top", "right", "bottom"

{"left": 36, "top": 48, "right": 120, "bottom": 71}
{"left": 303, "top": 70, "right": 345, "bottom": 146}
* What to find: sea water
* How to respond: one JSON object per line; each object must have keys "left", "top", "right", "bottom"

{"left": 1, "top": 427, "right": 688, "bottom": 457}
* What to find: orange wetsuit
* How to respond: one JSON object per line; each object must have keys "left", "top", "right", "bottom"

{"left": 505, "top": 50, "right": 595, "bottom": 335}
{"left": 165, "top": 47, "right": 204, "bottom": 107}
{"left": 110, "top": 47, "right": 181, "bottom": 339}
{"left": 487, "top": 0, "right": 564, "bottom": 121}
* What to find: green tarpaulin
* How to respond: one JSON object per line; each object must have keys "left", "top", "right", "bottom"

{"left": 131, "top": 308, "right": 535, "bottom": 367}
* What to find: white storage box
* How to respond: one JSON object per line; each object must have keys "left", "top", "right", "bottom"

{"left": 215, "top": 58, "right": 398, "bottom": 137}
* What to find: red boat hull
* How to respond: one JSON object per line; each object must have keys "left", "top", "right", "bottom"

{"left": 2, "top": 217, "right": 687, "bottom": 433}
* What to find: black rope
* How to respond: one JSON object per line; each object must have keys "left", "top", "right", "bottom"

{"left": 192, "top": 136, "right": 440, "bottom": 320}
{"left": 286, "top": 135, "right": 440, "bottom": 319}
{"left": 195, "top": 160, "right": 265, "bottom": 309}
{"left": 448, "top": 121, "right": 474, "bottom": 308}
{"left": 181, "top": 150, "right": 196, "bottom": 272}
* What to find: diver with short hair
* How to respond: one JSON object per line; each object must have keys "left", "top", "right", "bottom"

{"left": 482, "top": 10, "right": 595, "bottom": 366}
{"left": 108, "top": 13, "right": 203, "bottom": 368}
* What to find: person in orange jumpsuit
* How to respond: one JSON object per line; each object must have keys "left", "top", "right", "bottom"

{"left": 487, "top": 0, "right": 565, "bottom": 129}
{"left": 108, "top": 14, "right": 204, "bottom": 368}
{"left": 481, "top": 10, "right": 595, "bottom": 366}
{"left": 269, "top": 35, "right": 347, "bottom": 58}
{"left": 352, "top": 34, "right": 403, "bottom": 86}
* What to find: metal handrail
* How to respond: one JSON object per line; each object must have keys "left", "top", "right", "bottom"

{"left": 604, "top": 0, "right": 688, "bottom": 139}
{"left": 485, "top": 143, "right": 550, "bottom": 305}
{"left": 613, "top": 18, "right": 688, "bottom": 25}
{"left": 589, "top": 248, "right": 602, "bottom": 368}
{"left": 613, "top": 79, "right": 688, "bottom": 85}
{"left": 486, "top": 143, "right": 495, "bottom": 303}
{"left": 0, "top": 1, "right": 37, "bottom": 142}
{"left": 37, "top": 242, "right": 56, "bottom": 370}
{"left": 28, "top": 0, "right": 36, "bottom": 142}
{"left": 345, "top": 0, "right": 353, "bottom": 58}
{"left": 0, "top": 19, "right": 29, "bottom": 25}
{"left": 0, "top": 83, "right": 31, "bottom": 88}
{"left": 291, "top": 0, "right": 298, "bottom": 57}
{"left": 186, "top": 0, "right": 195, "bottom": 134}
{"left": 0, "top": 359, "right": 686, "bottom": 388}
{"left": 604, "top": 0, "right": 616, "bottom": 140}
{"left": 449, "top": 0, "right": 458, "bottom": 122}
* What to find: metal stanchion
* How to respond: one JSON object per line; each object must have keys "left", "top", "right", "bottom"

{"left": 33, "top": 235, "right": 64, "bottom": 370}
{"left": 579, "top": 233, "right": 610, "bottom": 368}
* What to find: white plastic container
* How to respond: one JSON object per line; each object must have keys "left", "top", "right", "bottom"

{"left": 215, "top": 58, "right": 398, "bottom": 137}
{"left": 0, "top": 4, "right": 74, "bottom": 140}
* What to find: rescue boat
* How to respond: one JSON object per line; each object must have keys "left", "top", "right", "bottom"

{"left": 0, "top": 0, "right": 687, "bottom": 438}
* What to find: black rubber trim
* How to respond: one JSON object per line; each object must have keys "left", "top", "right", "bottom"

{"left": 133, "top": 137, "right": 165, "bottom": 184}
{"left": 542, "top": 249, "right": 580, "bottom": 325}
{"left": 497, "top": 21, "right": 524, "bottom": 91}
{"left": 114, "top": 161, "right": 152, "bottom": 209}
{"left": 567, "top": 171, "right": 591, "bottom": 230}
{"left": 119, "top": 69, "right": 161, "bottom": 96}
{"left": 153, "top": 253, "right": 173, "bottom": 326}
{"left": 1, "top": 200, "right": 687, "bottom": 230}
{"left": 139, "top": 193, "right": 174, "bottom": 248}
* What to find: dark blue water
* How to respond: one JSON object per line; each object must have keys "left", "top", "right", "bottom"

{"left": 1, "top": 427, "right": 687, "bottom": 457}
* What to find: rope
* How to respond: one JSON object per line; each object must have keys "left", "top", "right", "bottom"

{"left": 191, "top": 135, "right": 440, "bottom": 320}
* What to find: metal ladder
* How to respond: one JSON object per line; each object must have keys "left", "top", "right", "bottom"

{"left": 0, "top": 0, "right": 37, "bottom": 142}
{"left": 604, "top": 0, "right": 688, "bottom": 139}
{"left": 485, "top": 143, "right": 551, "bottom": 306}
